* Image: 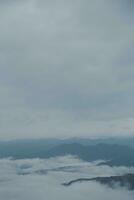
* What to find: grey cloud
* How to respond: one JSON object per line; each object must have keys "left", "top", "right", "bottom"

{"left": 0, "top": 0, "right": 134, "bottom": 138}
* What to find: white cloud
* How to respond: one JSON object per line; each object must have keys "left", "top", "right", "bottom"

{"left": 0, "top": 156, "right": 133, "bottom": 200}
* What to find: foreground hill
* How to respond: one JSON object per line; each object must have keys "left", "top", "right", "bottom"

{"left": 63, "top": 174, "right": 134, "bottom": 190}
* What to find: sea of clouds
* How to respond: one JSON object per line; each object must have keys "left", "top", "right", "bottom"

{"left": 0, "top": 156, "right": 133, "bottom": 200}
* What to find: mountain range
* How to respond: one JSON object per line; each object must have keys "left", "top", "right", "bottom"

{"left": 0, "top": 138, "right": 134, "bottom": 167}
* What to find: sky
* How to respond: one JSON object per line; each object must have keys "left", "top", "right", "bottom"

{"left": 0, "top": 0, "right": 134, "bottom": 139}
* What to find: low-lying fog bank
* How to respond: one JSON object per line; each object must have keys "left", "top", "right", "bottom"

{"left": 0, "top": 156, "right": 133, "bottom": 200}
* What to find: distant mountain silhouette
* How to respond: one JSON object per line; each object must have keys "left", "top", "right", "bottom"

{"left": 43, "top": 143, "right": 134, "bottom": 166}
{"left": 0, "top": 139, "right": 134, "bottom": 166}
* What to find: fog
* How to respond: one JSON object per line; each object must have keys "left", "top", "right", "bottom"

{"left": 0, "top": 156, "right": 133, "bottom": 200}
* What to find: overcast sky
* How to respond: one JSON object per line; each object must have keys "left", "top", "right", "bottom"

{"left": 0, "top": 0, "right": 134, "bottom": 139}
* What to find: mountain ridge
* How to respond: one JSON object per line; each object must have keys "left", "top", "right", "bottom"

{"left": 63, "top": 174, "right": 134, "bottom": 190}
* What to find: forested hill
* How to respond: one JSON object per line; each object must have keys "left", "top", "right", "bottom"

{"left": 63, "top": 174, "right": 134, "bottom": 190}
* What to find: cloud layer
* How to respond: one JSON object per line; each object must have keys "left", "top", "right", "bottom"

{"left": 0, "top": 0, "right": 134, "bottom": 138}
{"left": 0, "top": 156, "right": 133, "bottom": 200}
